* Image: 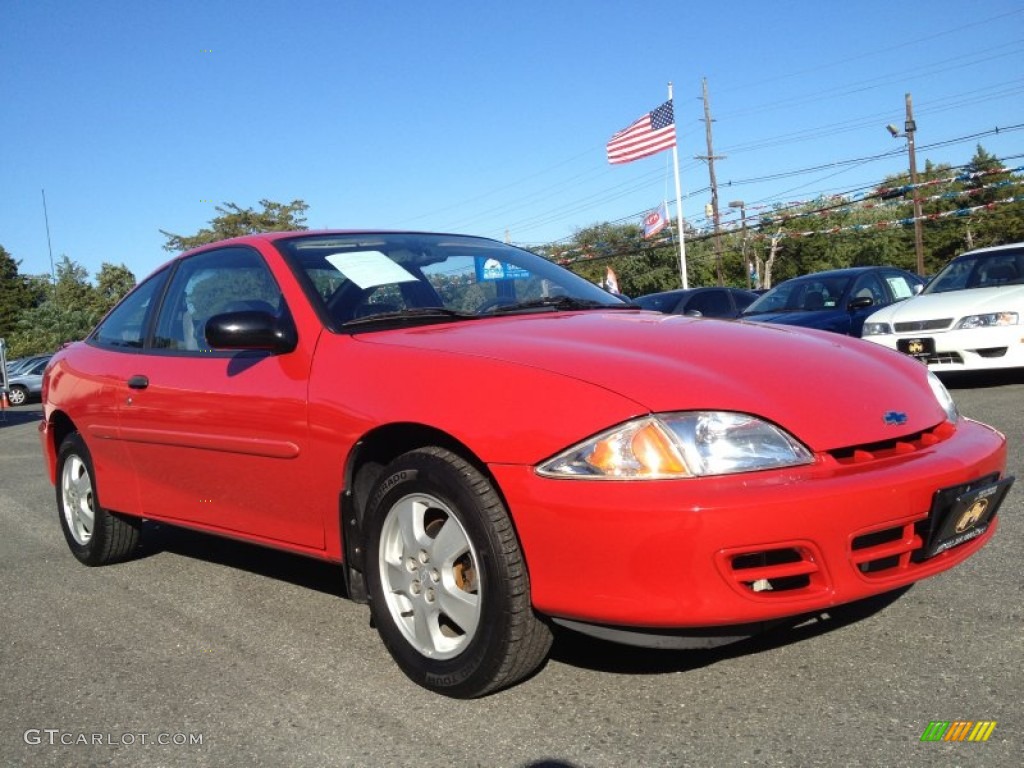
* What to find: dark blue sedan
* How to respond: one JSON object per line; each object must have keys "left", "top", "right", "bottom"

{"left": 740, "top": 267, "right": 924, "bottom": 336}
{"left": 634, "top": 287, "right": 760, "bottom": 318}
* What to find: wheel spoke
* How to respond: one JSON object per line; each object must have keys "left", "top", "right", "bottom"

{"left": 76, "top": 501, "right": 95, "bottom": 536}
{"left": 437, "top": 584, "right": 480, "bottom": 637}
{"left": 384, "top": 558, "right": 413, "bottom": 597}
{"left": 430, "top": 516, "right": 469, "bottom": 566}
{"left": 70, "top": 467, "right": 92, "bottom": 500}
{"left": 412, "top": 599, "right": 443, "bottom": 654}
{"left": 394, "top": 497, "right": 427, "bottom": 551}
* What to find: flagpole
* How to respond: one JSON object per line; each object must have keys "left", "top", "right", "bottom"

{"left": 668, "top": 82, "right": 688, "bottom": 288}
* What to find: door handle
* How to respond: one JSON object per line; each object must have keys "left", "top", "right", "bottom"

{"left": 127, "top": 375, "right": 149, "bottom": 390}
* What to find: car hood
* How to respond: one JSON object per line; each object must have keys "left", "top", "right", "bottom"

{"left": 867, "top": 285, "right": 1024, "bottom": 323}
{"left": 357, "top": 311, "right": 946, "bottom": 451}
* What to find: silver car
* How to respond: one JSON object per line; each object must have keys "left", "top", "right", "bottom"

{"left": 4, "top": 356, "right": 51, "bottom": 405}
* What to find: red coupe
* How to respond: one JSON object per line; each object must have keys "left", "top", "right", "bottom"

{"left": 40, "top": 231, "right": 1013, "bottom": 697}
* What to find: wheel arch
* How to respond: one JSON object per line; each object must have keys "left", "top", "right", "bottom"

{"left": 42, "top": 409, "right": 79, "bottom": 483}
{"left": 340, "top": 422, "right": 522, "bottom": 604}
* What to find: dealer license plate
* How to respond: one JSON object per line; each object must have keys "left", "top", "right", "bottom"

{"left": 920, "top": 474, "right": 1014, "bottom": 559}
{"left": 897, "top": 337, "right": 935, "bottom": 357}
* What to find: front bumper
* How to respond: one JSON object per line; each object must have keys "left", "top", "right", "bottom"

{"left": 865, "top": 326, "right": 1024, "bottom": 371}
{"left": 491, "top": 418, "right": 1008, "bottom": 629}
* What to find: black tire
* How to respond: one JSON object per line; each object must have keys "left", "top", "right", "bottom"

{"left": 56, "top": 432, "right": 140, "bottom": 566}
{"left": 364, "top": 447, "right": 552, "bottom": 697}
{"left": 7, "top": 386, "right": 27, "bottom": 406}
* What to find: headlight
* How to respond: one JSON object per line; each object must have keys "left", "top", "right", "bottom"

{"left": 927, "top": 371, "right": 959, "bottom": 422}
{"left": 953, "top": 312, "right": 1018, "bottom": 330}
{"left": 537, "top": 412, "right": 813, "bottom": 480}
{"left": 861, "top": 321, "right": 892, "bottom": 336}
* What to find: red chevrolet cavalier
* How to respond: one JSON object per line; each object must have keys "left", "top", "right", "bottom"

{"left": 40, "top": 232, "right": 1013, "bottom": 697}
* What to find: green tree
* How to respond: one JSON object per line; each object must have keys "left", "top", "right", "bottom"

{"left": 0, "top": 245, "right": 45, "bottom": 343}
{"left": 160, "top": 199, "right": 309, "bottom": 252}
{"left": 90, "top": 263, "right": 136, "bottom": 319}
{"left": 6, "top": 256, "right": 99, "bottom": 357}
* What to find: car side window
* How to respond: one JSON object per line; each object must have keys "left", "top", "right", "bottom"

{"left": 732, "top": 291, "right": 757, "bottom": 312}
{"left": 686, "top": 290, "right": 731, "bottom": 317}
{"left": 882, "top": 271, "right": 917, "bottom": 300}
{"left": 635, "top": 294, "right": 678, "bottom": 313}
{"left": 90, "top": 267, "right": 170, "bottom": 349}
{"left": 152, "top": 247, "right": 284, "bottom": 352}
{"left": 850, "top": 274, "right": 887, "bottom": 305}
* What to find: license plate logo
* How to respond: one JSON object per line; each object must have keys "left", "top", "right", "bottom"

{"left": 922, "top": 476, "right": 1014, "bottom": 559}
{"left": 955, "top": 498, "right": 989, "bottom": 533}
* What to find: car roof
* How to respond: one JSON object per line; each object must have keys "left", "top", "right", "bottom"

{"left": 180, "top": 230, "right": 498, "bottom": 253}
{"left": 954, "top": 242, "right": 1024, "bottom": 258}
{"left": 638, "top": 286, "right": 754, "bottom": 299}
{"left": 783, "top": 267, "right": 879, "bottom": 280}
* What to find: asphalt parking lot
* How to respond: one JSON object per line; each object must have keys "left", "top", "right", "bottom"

{"left": 1, "top": 375, "right": 1022, "bottom": 768}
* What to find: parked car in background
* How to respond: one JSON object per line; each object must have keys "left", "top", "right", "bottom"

{"left": 862, "top": 242, "right": 1024, "bottom": 371}
{"left": 39, "top": 231, "right": 1011, "bottom": 697}
{"left": 5, "top": 354, "right": 52, "bottom": 377}
{"left": 741, "top": 266, "right": 924, "bottom": 336}
{"left": 634, "top": 287, "right": 760, "bottom": 318}
{"left": 5, "top": 355, "right": 51, "bottom": 405}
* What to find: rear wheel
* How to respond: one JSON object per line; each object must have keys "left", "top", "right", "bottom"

{"left": 364, "top": 447, "right": 552, "bottom": 697}
{"left": 57, "top": 433, "right": 140, "bottom": 565}
{"left": 7, "top": 386, "right": 27, "bottom": 406}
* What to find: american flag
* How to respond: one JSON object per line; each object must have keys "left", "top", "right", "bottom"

{"left": 606, "top": 100, "right": 676, "bottom": 165}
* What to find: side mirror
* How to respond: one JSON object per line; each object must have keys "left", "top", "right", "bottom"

{"left": 913, "top": 284, "right": 924, "bottom": 295}
{"left": 205, "top": 311, "right": 297, "bottom": 354}
{"left": 847, "top": 296, "right": 874, "bottom": 311}
{"left": 684, "top": 309, "right": 704, "bottom": 317}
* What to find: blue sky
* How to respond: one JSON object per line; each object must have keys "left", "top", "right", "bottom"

{"left": 2, "top": 0, "right": 1022, "bottom": 282}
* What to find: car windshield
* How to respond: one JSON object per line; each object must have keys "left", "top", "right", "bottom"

{"left": 923, "top": 248, "right": 1024, "bottom": 294}
{"left": 275, "top": 233, "right": 628, "bottom": 329}
{"left": 742, "top": 275, "right": 852, "bottom": 314}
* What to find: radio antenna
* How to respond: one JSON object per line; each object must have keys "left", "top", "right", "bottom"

{"left": 41, "top": 189, "right": 62, "bottom": 346}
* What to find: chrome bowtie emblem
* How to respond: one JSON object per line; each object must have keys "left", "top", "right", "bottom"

{"left": 883, "top": 411, "right": 908, "bottom": 426}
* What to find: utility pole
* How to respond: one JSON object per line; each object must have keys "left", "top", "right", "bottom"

{"left": 905, "top": 93, "right": 925, "bottom": 276}
{"left": 888, "top": 95, "right": 925, "bottom": 274}
{"left": 729, "top": 200, "right": 750, "bottom": 289}
{"left": 698, "top": 78, "right": 725, "bottom": 285}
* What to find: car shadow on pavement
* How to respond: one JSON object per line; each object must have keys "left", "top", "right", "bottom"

{"left": 939, "top": 368, "right": 1024, "bottom": 389}
{"left": 136, "top": 522, "right": 347, "bottom": 598}
{"left": 0, "top": 405, "right": 43, "bottom": 428}
{"left": 547, "top": 586, "right": 911, "bottom": 675}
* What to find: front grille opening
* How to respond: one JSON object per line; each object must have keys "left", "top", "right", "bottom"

{"left": 858, "top": 555, "right": 901, "bottom": 573}
{"left": 894, "top": 318, "right": 953, "bottom": 332}
{"left": 729, "top": 547, "right": 815, "bottom": 594}
{"left": 924, "top": 351, "right": 964, "bottom": 365}
{"left": 851, "top": 526, "right": 903, "bottom": 550}
{"left": 733, "top": 549, "right": 803, "bottom": 569}
{"left": 850, "top": 520, "right": 922, "bottom": 576}
{"left": 828, "top": 422, "right": 954, "bottom": 465}
{"left": 974, "top": 347, "right": 1008, "bottom": 358}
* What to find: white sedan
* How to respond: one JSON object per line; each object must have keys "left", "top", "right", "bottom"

{"left": 862, "top": 242, "right": 1024, "bottom": 371}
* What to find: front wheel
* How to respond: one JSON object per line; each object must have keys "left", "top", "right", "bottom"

{"left": 7, "top": 386, "right": 27, "bottom": 406}
{"left": 57, "top": 432, "right": 141, "bottom": 566}
{"left": 364, "top": 447, "right": 552, "bottom": 697}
